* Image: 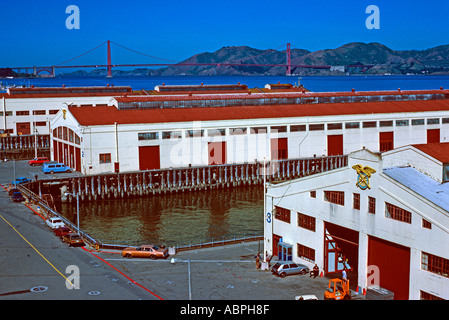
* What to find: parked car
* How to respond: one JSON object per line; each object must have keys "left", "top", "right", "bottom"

{"left": 11, "top": 190, "right": 24, "bottom": 202}
{"left": 11, "top": 177, "right": 31, "bottom": 185}
{"left": 122, "top": 244, "right": 169, "bottom": 259}
{"left": 28, "top": 157, "right": 50, "bottom": 166}
{"left": 271, "top": 261, "right": 309, "bottom": 277}
{"left": 42, "top": 162, "right": 72, "bottom": 174}
{"left": 46, "top": 217, "right": 65, "bottom": 229}
{"left": 54, "top": 226, "right": 74, "bottom": 238}
{"left": 62, "top": 234, "right": 85, "bottom": 247}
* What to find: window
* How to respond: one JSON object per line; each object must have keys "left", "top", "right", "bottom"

{"left": 345, "top": 122, "right": 360, "bottom": 129}
{"left": 368, "top": 197, "right": 376, "bottom": 214}
{"left": 138, "top": 132, "right": 159, "bottom": 140}
{"left": 443, "top": 118, "right": 449, "bottom": 124}
{"left": 162, "top": 131, "right": 182, "bottom": 139}
{"left": 290, "top": 125, "right": 306, "bottom": 132}
{"left": 99, "top": 153, "right": 111, "bottom": 164}
{"left": 420, "top": 291, "right": 444, "bottom": 300}
{"left": 250, "top": 127, "right": 267, "bottom": 134}
{"left": 34, "top": 121, "right": 47, "bottom": 127}
{"left": 327, "top": 123, "right": 342, "bottom": 130}
{"left": 412, "top": 119, "right": 424, "bottom": 126}
{"left": 324, "top": 191, "right": 345, "bottom": 205}
{"left": 379, "top": 131, "right": 394, "bottom": 152}
{"left": 422, "top": 252, "right": 449, "bottom": 278}
{"left": 186, "top": 130, "right": 204, "bottom": 138}
{"left": 271, "top": 126, "right": 287, "bottom": 133}
{"left": 16, "top": 111, "right": 30, "bottom": 116}
{"left": 309, "top": 124, "right": 324, "bottom": 131}
{"left": 297, "top": 243, "right": 315, "bottom": 262}
{"left": 33, "top": 110, "right": 46, "bottom": 115}
{"left": 427, "top": 118, "right": 440, "bottom": 125}
{"left": 422, "top": 219, "right": 432, "bottom": 229}
{"left": 363, "top": 121, "right": 377, "bottom": 128}
{"left": 297, "top": 213, "right": 315, "bottom": 232}
{"left": 274, "top": 206, "right": 290, "bottom": 223}
{"left": 229, "top": 127, "right": 247, "bottom": 135}
{"left": 310, "top": 191, "right": 316, "bottom": 198}
{"left": 0, "top": 111, "right": 12, "bottom": 116}
{"left": 49, "top": 110, "right": 59, "bottom": 115}
{"left": 396, "top": 119, "right": 409, "bottom": 126}
{"left": 385, "top": 202, "right": 411, "bottom": 223}
{"left": 353, "top": 193, "right": 360, "bottom": 210}
{"left": 379, "top": 120, "right": 393, "bottom": 127}
{"left": 207, "top": 129, "right": 226, "bottom": 137}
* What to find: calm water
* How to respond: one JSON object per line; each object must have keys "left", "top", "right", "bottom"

{"left": 9, "top": 74, "right": 449, "bottom": 246}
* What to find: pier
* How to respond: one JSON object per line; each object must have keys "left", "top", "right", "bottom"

{"left": 0, "top": 134, "right": 50, "bottom": 160}
{"left": 26, "top": 155, "right": 348, "bottom": 203}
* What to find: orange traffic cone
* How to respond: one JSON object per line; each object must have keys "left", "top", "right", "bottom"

{"left": 320, "top": 271, "right": 324, "bottom": 277}
{"left": 362, "top": 288, "right": 366, "bottom": 295}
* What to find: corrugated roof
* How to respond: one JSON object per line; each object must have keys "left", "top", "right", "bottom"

{"left": 413, "top": 142, "right": 449, "bottom": 163}
{"left": 68, "top": 98, "right": 449, "bottom": 126}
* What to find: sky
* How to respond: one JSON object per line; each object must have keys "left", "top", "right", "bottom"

{"left": 0, "top": 0, "right": 448, "bottom": 67}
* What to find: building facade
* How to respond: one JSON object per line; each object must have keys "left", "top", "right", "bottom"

{"left": 264, "top": 143, "right": 449, "bottom": 300}
{"left": 50, "top": 88, "right": 449, "bottom": 174}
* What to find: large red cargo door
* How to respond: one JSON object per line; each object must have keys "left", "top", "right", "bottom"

{"left": 208, "top": 142, "right": 226, "bottom": 165}
{"left": 271, "top": 138, "right": 288, "bottom": 160}
{"left": 327, "top": 134, "right": 343, "bottom": 156}
{"left": 427, "top": 129, "right": 440, "bottom": 143}
{"left": 368, "top": 236, "right": 410, "bottom": 300}
{"left": 16, "top": 122, "right": 30, "bottom": 135}
{"left": 139, "top": 146, "right": 160, "bottom": 170}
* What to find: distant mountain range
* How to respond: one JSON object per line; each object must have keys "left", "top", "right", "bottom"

{"left": 61, "top": 42, "right": 449, "bottom": 77}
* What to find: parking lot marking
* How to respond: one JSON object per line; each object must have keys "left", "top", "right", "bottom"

{"left": 0, "top": 214, "right": 74, "bottom": 287}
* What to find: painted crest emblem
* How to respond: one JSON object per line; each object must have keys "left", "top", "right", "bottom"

{"left": 62, "top": 109, "right": 67, "bottom": 120}
{"left": 352, "top": 164, "right": 376, "bottom": 190}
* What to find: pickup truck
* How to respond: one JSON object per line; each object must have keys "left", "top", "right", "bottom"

{"left": 12, "top": 177, "right": 31, "bottom": 185}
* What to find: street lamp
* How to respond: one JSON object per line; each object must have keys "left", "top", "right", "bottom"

{"left": 64, "top": 192, "right": 80, "bottom": 235}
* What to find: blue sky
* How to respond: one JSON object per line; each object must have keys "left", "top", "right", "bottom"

{"left": 0, "top": 0, "right": 448, "bottom": 67}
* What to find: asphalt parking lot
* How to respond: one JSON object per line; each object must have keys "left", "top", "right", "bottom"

{"left": 0, "top": 160, "right": 363, "bottom": 304}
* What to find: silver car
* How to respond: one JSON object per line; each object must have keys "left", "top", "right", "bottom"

{"left": 271, "top": 261, "right": 309, "bottom": 277}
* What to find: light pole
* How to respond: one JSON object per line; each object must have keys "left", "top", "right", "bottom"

{"left": 65, "top": 192, "right": 80, "bottom": 235}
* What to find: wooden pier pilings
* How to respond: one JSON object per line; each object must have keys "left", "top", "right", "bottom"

{"left": 0, "top": 134, "right": 50, "bottom": 160}
{"left": 29, "top": 155, "right": 348, "bottom": 202}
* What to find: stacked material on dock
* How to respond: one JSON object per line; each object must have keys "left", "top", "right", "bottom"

{"left": 366, "top": 285, "right": 394, "bottom": 300}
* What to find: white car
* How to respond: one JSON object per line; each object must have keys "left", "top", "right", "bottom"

{"left": 295, "top": 295, "right": 319, "bottom": 300}
{"left": 46, "top": 217, "right": 65, "bottom": 229}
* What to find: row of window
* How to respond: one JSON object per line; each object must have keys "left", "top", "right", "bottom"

{"left": 53, "top": 126, "right": 81, "bottom": 145}
{"left": 136, "top": 117, "right": 448, "bottom": 141}
{"left": 1, "top": 110, "right": 59, "bottom": 116}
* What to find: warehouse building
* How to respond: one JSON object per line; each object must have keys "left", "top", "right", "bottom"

{"left": 49, "top": 87, "right": 449, "bottom": 175}
{"left": 264, "top": 142, "right": 449, "bottom": 300}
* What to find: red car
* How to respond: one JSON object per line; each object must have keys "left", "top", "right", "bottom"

{"left": 28, "top": 157, "right": 50, "bottom": 166}
{"left": 54, "top": 226, "right": 73, "bottom": 238}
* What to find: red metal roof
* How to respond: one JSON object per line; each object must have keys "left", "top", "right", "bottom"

{"left": 413, "top": 142, "right": 449, "bottom": 163}
{"left": 69, "top": 98, "right": 449, "bottom": 127}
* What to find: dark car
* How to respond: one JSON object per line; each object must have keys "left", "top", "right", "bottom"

{"left": 54, "top": 226, "right": 74, "bottom": 238}
{"left": 62, "top": 234, "right": 85, "bottom": 247}
{"left": 11, "top": 190, "right": 24, "bottom": 202}
{"left": 271, "top": 261, "right": 309, "bottom": 277}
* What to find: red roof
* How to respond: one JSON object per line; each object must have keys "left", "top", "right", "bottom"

{"left": 69, "top": 98, "right": 449, "bottom": 126}
{"left": 413, "top": 143, "right": 449, "bottom": 163}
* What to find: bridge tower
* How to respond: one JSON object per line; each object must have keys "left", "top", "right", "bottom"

{"left": 286, "top": 43, "right": 292, "bottom": 76}
{"left": 107, "top": 40, "right": 112, "bottom": 78}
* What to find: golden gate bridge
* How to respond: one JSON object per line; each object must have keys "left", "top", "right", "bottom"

{"left": 5, "top": 40, "right": 375, "bottom": 78}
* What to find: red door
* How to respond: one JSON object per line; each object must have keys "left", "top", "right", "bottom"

{"left": 139, "top": 146, "right": 160, "bottom": 170}
{"left": 427, "top": 129, "right": 440, "bottom": 143}
{"left": 272, "top": 234, "right": 282, "bottom": 256}
{"left": 271, "top": 138, "right": 288, "bottom": 160}
{"left": 16, "top": 122, "right": 30, "bottom": 135}
{"left": 380, "top": 132, "right": 394, "bottom": 152}
{"left": 368, "top": 236, "right": 410, "bottom": 300}
{"left": 327, "top": 134, "right": 343, "bottom": 156}
{"left": 208, "top": 142, "right": 226, "bottom": 165}
{"left": 75, "top": 147, "right": 81, "bottom": 172}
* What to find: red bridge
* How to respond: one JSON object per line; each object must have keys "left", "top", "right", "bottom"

{"left": 6, "top": 41, "right": 376, "bottom": 78}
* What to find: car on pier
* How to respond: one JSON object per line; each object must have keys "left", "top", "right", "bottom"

{"left": 54, "top": 226, "right": 74, "bottom": 238}
{"left": 122, "top": 244, "right": 169, "bottom": 259}
{"left": 62, "top": 233, "right": 85, "bottom": 247}
{"left": 28, "top": 157, "right": 50, "bottom": 166}
{"left": 42, "top": 162, "right": 72, "bottom": 174}
{"left": 46, "top": 217, "right": 65, "bottom": 230}
{"left": 10, "top": 189, "right": 24, "bottom": 202}
{"left": 11, "top": 177, "right": 31, "bottom": 186}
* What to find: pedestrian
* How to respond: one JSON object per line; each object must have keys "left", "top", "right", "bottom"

{"left": 310, "top": 264, "right": 319, "bottom": 278}
{"left": 342, "top": 268, "right": 347, "bottom": 281}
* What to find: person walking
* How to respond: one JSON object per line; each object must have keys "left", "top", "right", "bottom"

{"left": 310, "top": 264, "right": 319, "bottom": 278}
